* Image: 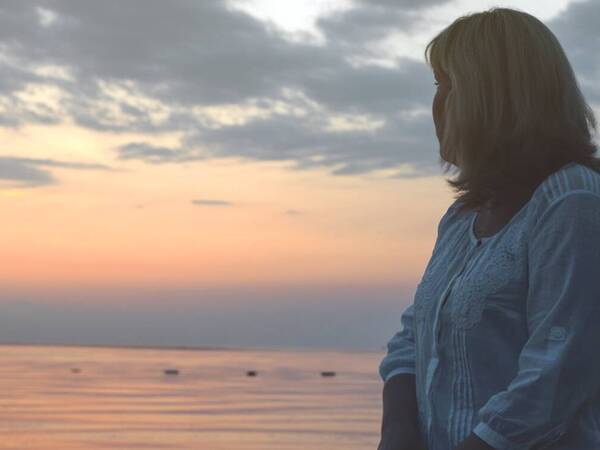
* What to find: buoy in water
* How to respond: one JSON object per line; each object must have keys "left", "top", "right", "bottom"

{"left": 246, "top": 370, "right": 257, "bottom": 377}
{"left": 320, "top": 371, "right": 336, "bottom": 377}
{"left": 164, "top": 369, "right": 179, "bottom": 375}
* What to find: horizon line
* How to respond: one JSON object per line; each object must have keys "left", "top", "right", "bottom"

{"left": 0, "top": 340, "right": 384, "bottom": 354}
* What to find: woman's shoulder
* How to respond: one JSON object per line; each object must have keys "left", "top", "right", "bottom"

{"left": 530, "top": 162, "right": 600, "bottom": 209}
{"left": 526, "top": 162, "right": 600, "bottom": 226}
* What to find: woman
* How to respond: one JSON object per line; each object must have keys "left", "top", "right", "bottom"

{"left": 378, "top": 7, "right": 600, "bottom": 450}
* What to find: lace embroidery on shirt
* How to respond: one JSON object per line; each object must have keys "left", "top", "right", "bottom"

{"left": 449, "top": 242, "right": 519, "bottom": 329}
{"left": 413, "top": 262, "right": 441, "bottom": 326}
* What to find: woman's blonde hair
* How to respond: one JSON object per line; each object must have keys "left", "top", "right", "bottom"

{"left": 425, "top": 7, "right": 600, "bottom": 214}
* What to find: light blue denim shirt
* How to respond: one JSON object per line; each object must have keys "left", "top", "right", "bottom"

{"left": 378, "top": 161, "right": 600, "bottom": 450}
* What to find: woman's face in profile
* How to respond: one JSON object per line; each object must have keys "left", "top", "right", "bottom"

{"left": 432, "top": 68, "right": 453, "bottom": 163}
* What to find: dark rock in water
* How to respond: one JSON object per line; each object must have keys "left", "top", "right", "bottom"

{"left": 320, "top": 371, "right": 336, "bottom": 377}
{"left": 164, "top": 369, "right": 179, "bottom": 375}
{"left": 246, "top": 370, "right": 257, "bottom": 377}
{"left": 70, "top": 368, "right": 81, "bottom": 373}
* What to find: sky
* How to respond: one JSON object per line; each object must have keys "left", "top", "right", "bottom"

{"left": 0, "top": 0, "right": 597, "bottom": 351}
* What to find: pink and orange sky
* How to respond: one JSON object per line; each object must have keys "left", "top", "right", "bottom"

{"left": 0, "top": 0, "right": 596, "bottom": 350}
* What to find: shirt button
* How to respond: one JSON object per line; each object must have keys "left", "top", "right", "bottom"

{"left": 548, "top": 326, "right": 567, "bottom": 341}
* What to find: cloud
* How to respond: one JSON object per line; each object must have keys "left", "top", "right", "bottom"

{"left": 183, "top": 107, "right": 440, "bottom": 176}
{"left": 314, "top": 3, "right": 425, "bottom": 51}
{"left": 0, "top": 0, "right": 449, "bottom": 178}
{"left": 0, "top": 156, "right": 113, "bottom": 188}
{"left": 191, "top": 199, "right": 234, "bottom": 206}
{"left": 3, "top": 0, "right": 594, "bottom": 179}
{"left": 116, "top": 142, "right": 202, "bottom": 164}
{"left": 0, "top": 157, "right": 55, "bottom": 187}
{"left": 352, "top": 0, "right": 446, "bottom": 9}
{"left": 548, "top": 0, "right": 600, "bottom": 104}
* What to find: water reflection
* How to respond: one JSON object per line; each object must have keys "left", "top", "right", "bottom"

{"left": 0, "top": 345, "right": 383, "bottom": 449}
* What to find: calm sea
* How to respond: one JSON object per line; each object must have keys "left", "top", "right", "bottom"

{"left": 0, "top": 344, "right": 384, "bottom": 449}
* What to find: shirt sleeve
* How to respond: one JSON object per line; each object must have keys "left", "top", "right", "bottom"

{"left": 378, "top": 302, "right": 417, "bottom": 382}
{"left": 472, "top": 191, "right": 600, "bottom": 450}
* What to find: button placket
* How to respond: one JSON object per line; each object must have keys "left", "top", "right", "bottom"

{"left": 425, "top": 238, "right": 485, "bottom": 440}
{"left": 433, "top": 239, "right": 484, "bottom": 348}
